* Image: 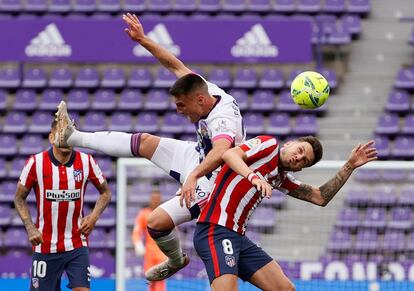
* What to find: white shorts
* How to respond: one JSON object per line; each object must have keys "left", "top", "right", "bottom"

{"left": 150, "top": 138, "right": 216, "bottom": 225}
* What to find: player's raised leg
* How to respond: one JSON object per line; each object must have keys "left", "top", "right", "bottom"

{"left": 248, "top": 261, "right": 295, "bottom": 291}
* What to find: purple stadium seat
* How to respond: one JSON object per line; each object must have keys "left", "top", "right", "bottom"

{"left": 222, "top": 0, "right": 246, "bottom": 12}
{"left": 392, "top": 136, "right": 414, "bottom": 159}
{"left": 39, "top": 89, "right": 64, "bottom": 111}
{"left": 128, "top": 182, "right": 152, "bottom": 203}
{"left": 385, "top": 91, "right": 410, "bottom": 114}
{"left": 0, "top": 205, "right": 12, "bottom": 226}
{"left": 277, "top": 90, "right": 300, "bottom": 113}
{"left": 198, "top": 0, "right": 220, "bottom": 12}
{"left": 118, "top": 89, "right": 143, "bottom": 111}
{"left": 25, "top": 0, "right": 47, "bottom": 11}
{"left": 0, "top": 0, "right": 23, "bottom": 12}
{"left": 354, "top": 169, "right": 381, "bottom": 182}
{"left": 22, "top": 68, "right": 47, "bottom": 88}
{"left": 123, "top": 0, "right": 146, "bottom": 11}
{"left": 370, "top": 187, "right": 397, "bottom": 207}
{"left": 4, "top": 228, "right": 31, "bottom": 248}
{"left": 266, "top": 113, "right": 291, "bottom": 136}
{"left": 84, "top": 184, "right": 100, "bottom": 203}
{"left": 95, "top": 205, "right": 115, "bottom": 226}
{"left": 67, "top": 89, "right": 90, "bottom": 112}
{"left": 361, "top": 208, "right": 386, "bottom": 229}
{"left": 97, "top": 0, "right": 120, "bottom": 11}
{"left": 373, "top": 135, "right": 391, "bottom": 159}
{"left": 319, "top": 69, "right": 337, "bottom": 90}
{"left": 407, "top": 233, "right": 414, "bottom": 251}
{"left": 259, "top": 68, "right": 284, "bottom": 90}
{"left": 341, "top": 14, "right": 362, "bottom": 35}
{"left": 249, "top": 207, "right": 275, "bottom": 230}
{"left": 160, "top": 112, "right": 186, "bottom": 134}
{"left": 233, "top": 68, "right": 258, "bottom": 89}
{"left": 173, "top": 0, "right": 197, "bottom": 11}
{"left": 0, "top": 66, "right": 20, "bottom": 88}
{"left": 13, "top": 89, "right": 37, "bottom": 111}
{"left": 292, "top": 114, "right": 317, "bottom": 135}
{"left": 49, "top": 0, "right": 71, "bottom": 12}
{"left": 81, "top": 112, "right": 107, "bottom": 132}
{"left": 0, "top": 135, "right": 17, "bottom": 156}
{"left": 100, "top": 67, "right": 125, "bottom": 88}
{"left": 0, "top": 158, "right": 6, "bottom": 179}
{"left": 107, "top": 228, "right": 115, "bottom": 249}
{"left": 286, "top": 69, "right": 305, "bottom": 87}
{"left": 19, "top": 135, "right": 45, "bottom": 156}
{"left": 345, "top": 186, "right": 370, "bottom": 206}
{"left": 336, "top": 207, "right": 359, "bottom": 229}
{"left": 144, "top": 89, "right": 170, "bottom": 111}
{"left": 148, "top": 0, "right": 172, "bottom": 12}
{"left": 28, "top": 112, "right": 53, "bottom": 134}
{"left": 399, "top": 186, "right": 414, "bottom": 206}
{"left": 329, "top": 24, "right": 351, "bottom": 45}
{"left": 73, "top": 0, "right": 97, "bottom": 12}
{"left": 0, "top": 90, "right": 6, "bottom": 111}
{"left": 228, "top": 89, "right": 248, "bottom": 111}
{"left": 90, "top": 251, "right": 115, "bottom": 278}
{"left": 108, "top": 112, "right": 133, "bottom": 132}
{"left": 297, "top": 0, "right": 321, "bottom": 13}
{"left": 273, "top": 0, "right": 295, "bottom": 13}
{"left": 394, "top": 67, "right": 414, "bottom": 90}
{"left": 250, "top": 90, "right": 275, "bottom": 111}
{"left": 262, "top": 190, "right": 286, "bottom": 208}
{"left": 354, "top": 229, "right": 379, "bottom": 252}
{"left": 381, "top": 169, "right": 407, "bottom": 182}
{"left": 91, "top": 90, "right": 116, "bottom": 111}
{"left": 96, "top": 158, "right": 114, "bottom": 179}
{"left": 49, "top": 67, "right": 73, "bottom": 88}
{"left": 347, "top": 0, "right": 370, "bottom": 14}
{"left": 381, "top": 231, "right": 405, "bottom": 252}
{"left": 128, "top": 67, "right": 152, "bottom": 88}
{"left": 75, "top": 67, "right": 99, "bottom": 88}
{"left": 2, "top": 112, "right": 27, "bottom": 134}
{"left": 0, "top": 181, "right": 16, "bottom": 202}
{"left": 153, "top": 68, "right": 176, "bottom": 88}
{"left": 0, "top": 250, "right": 31, "bottom": 277}
{"left": 374, "top": 113, "right": 400, "bottom": 135}
{"left": 135, "top": 112, "right": 159, "bottom": 133}
{"left": 89, "top": 229, "right": 108, "bottom": 248}
{"left": 327, "top": 229, "right": 352, "bottom": 251}
{"left": 323, "top": 0, "right": 345, "bottom": 13}
{"left": 402, "top": 114, "right": 414, "bottom": 134}
{"left": 208, "top": 68, "right": 232, "bottom": 88}
{"left": 247, "top": 0, "right": 270, "bottom": 12}
{"left": 9, "top": 158, "right": 26, "bottom": 179}
{"left": 244, "top": 113, "right": 265, "bottom": 135}
{"left": 388, "top": 208, "right": 412, "bottom": 230}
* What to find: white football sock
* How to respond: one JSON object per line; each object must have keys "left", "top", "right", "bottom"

{"left": 67, "top": 130, "right": 134, "bottom": 157}
{"left": 153, "top": 228, "right": 184, "bottom": 267}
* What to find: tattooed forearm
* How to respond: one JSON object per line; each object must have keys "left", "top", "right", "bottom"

{"left": 14, "top": 185, "right": 35, "bottom": 229}
{"left": 91, "top": 183, "right": 111, "bottom": 217}
{"left": 288, "top": 184, "right": 314, "bottom": 202}
{"left": 319, "top": 162, "right": 354, "bottom": 206}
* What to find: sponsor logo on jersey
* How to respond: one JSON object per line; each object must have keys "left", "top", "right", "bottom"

{"left": 45, "top": 189, "right": 81, "bottom": 202}
{"left": 231, "top": 24, "right": 278, "bottom": 58}
{"left": 133, "top": 24, "right": 180, "bottom": 57}
{"left": 25, "top": 23, "right": 72, "bottom": 57}
{"left": 245, "top": 138, "right": 262, "bottom": 149}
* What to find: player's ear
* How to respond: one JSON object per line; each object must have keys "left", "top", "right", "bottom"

{"left": 48, "top": 132, "right": 54, "bottom": 144}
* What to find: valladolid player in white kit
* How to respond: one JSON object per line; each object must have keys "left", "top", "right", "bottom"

{"left": 54, "top": 13, "right": 245, "bottom": 280}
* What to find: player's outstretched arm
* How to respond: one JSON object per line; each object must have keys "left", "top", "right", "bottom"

{"left": 288, "top": 140, "right": 378, "bottom": 206}
{"left": 14, "top": 183, "right": 44, "bottom": 246}
{"left": 122, "top": 13, "right": 192, "bottom": 78}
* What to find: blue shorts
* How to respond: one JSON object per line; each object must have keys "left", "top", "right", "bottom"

{"left": 30, "top": 247, "right": 90, "bottom": 291}
{"left": 193, "top": 223, "right": 273, "bottom": 284}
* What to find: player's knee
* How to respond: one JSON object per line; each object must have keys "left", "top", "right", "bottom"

{"left": 147, "top": 208, "right": 174, "bottom": 231}
{"left": 279, "top": 280, "right": 295, "bottom": 291}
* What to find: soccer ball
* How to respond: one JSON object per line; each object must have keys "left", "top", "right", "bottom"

{"left": 290, "top": 71, "right": 330, "bottom": 109}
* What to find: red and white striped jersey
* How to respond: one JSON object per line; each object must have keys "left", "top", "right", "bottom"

{"left": 198, "top": 136, "right": 301, "bottom": 235}
{"left": 19, "top": 148, "right": 105, "bottom": 254}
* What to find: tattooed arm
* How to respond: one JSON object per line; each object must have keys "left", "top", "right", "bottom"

{"left": 288, "top": 141, "right": 378, "bottom": 207}
{"left": 14, "top": 183, "right": 43, "bottom": 246}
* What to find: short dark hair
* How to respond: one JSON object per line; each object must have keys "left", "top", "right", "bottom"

{"left": 169, "top": 73, "right": 207, "bottom": 97}
{"left": 297, "top": 136, "right": 323, "bottom": 166}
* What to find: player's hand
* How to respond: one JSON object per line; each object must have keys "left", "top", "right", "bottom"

{"left": 179, "top": 174, "right": 197, "bottom": 209}
{"left": 123, "top": 13, "right": 145, "bottom": 43}
{"left": 79, "top": 214, "right": 99, "bottom": 236}
{"left": 251, "top": 179, "right": 273, "bottom": 199}
{"left": 27, "top": 225, "right": 43, "bottom": 246}
{"left": 347, "top": 140, "right": 378, "bottom": 169}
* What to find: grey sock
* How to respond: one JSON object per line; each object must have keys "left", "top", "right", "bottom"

{"left": 153, "top": 228, "right": 184, "bottom": 267}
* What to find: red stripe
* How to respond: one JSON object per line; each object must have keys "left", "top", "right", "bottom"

{"left": 41, "top": 152, "right": 52, "bottom": 253}
{"left": 72, "top": 152, "right": 84, "bottom": 249}
{"left": 208, "top": 224, "right": 220, "bottom": 278}
{"left": 56, "top": 163, "right": 69, "bottom": 252}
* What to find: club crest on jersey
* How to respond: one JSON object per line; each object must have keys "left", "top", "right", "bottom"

{"left": 73, "top": 169, "right": 83, "bottom": 182}
{"left": 32, "top": 278, "right": 39, "bottom": 289}
{"left": 225, "top": 255, "right": 236, "bottom": 268}
{"left": 245, "top": 138, "right": 261, "bottom": 149}
{"left": 215, "top": 120, "right": 229, "bottom": 133}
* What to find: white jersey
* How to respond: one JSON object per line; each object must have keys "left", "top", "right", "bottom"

{"left": 195, "top": 78, "right": 246, "bottom": 177}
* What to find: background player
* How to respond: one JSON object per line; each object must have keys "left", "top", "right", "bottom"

{"left": 53, "top": 12, "right": 245, "bottom": 281}
{"left": 14, "top": 119, "right": 112, "bottom": 291}
{"left": 194, "top": 136, "right": 377, "bottom": 290}
{"left": 132, "top": 189, "right": 167, "bottom": 291}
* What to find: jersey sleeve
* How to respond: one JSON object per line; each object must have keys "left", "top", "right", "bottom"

{"left": 240, "top": 136, "right": 278, "bottom": 163}
{"left": 19, "top": 156, "right": 37, "bottom": 190}
{"left": 277, "top": 173, "right": 302, "bottom": 194}
{"left": 88, "top": 155, "right": 106, "bottom": 187}
{"left": 209, "top": 117, "right": 238, "bottom": 144}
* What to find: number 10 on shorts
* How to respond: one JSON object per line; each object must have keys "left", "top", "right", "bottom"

{"left": 32, "top": 260, "right": 47, "bottom": 278}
